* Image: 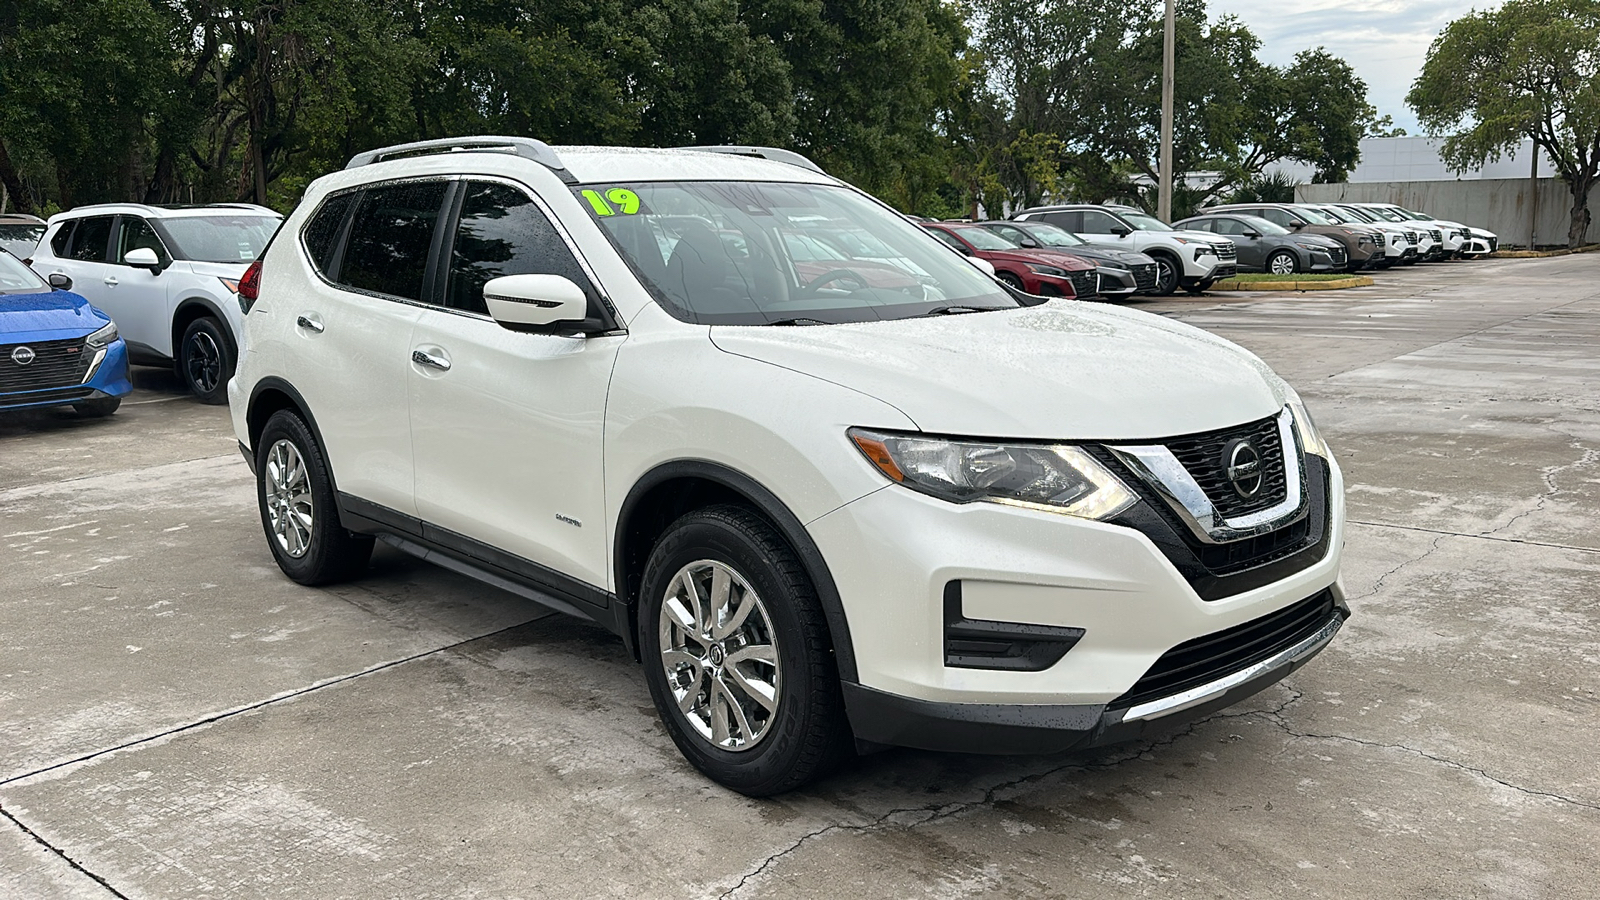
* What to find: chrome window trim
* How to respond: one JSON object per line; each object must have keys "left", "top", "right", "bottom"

{"left": 1109, "top": 408, "right": 1305, "bottom": 545}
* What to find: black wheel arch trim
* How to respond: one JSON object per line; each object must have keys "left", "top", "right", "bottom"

{"left": 172, "top": 296, "right": 239, "bottom": 356}
{"left": 615, "top": 459, "right": 860, "bottom": 684}
{"left": 246, "top": 377, "right": 339, "bottom": 496}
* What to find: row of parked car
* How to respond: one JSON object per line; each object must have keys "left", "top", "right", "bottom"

{"left": 915, "top": 201, "right": 1499, "bottom": 300}
{"left": 0, "top": 204, "right": 282, "bottom": 417}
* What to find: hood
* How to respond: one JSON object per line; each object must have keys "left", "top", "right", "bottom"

{"left": 1167, "top": 229, "right": 1234, "bottom": 248}
{"left": 1292, "top": 235, "right": 1344, "bottom": 250}
{"left": 1075, "top": 244, "right": 1156, "bottom": 266}
{"left": 979, "top": 248, "right": 1096, "bottom": 271}
{"left": 709, "top": 301, "right": 1285, "bottom": 440}
{"left": 0, "top": 290, "right": 107, "bottom": 339}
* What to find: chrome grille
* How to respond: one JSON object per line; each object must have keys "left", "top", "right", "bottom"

{"left": 1131, "top": 263, "right": 1158, "bottom": 291}
{"left": 1327, "top": 245, "right": 1347, "bottom": 266}
{"left": 0, "top": 338, "right": 91, "bottom": 394}
{"left": 1163, "top": 414, "right": 1288, "bottom": 519}
{"left": 1429, "top": 228, "right": 1442, "bottom": 242}
{"left": 1215, "top": 244, "right": 1237, "bottom": 261}
{"left": 1064, "top": 270, "right": 1098, "bottom": 299}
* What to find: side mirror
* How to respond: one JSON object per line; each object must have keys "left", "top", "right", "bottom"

{"left": 1018, "top": 238, "right": 1039, "bottom": 248}
{"left": 125, "top": 247, "right": 162, "bottom": 271}
{"left": 484, "top": 274, "right": 592, "bottom": 334}
{"left": 968, "top": 257, "right": 997, "bottom": 277}
{"left": 1110, "top": 226, "right": 1132, "bottom": 237}
{"left": 47, "top": 273, "right": 73, "bottom": 291}
{"left": 1288, "top": 221, "right": 1305, "bottom": 230}
{"left": 1243, "top": 230, "right": 1261, "bottom": 239}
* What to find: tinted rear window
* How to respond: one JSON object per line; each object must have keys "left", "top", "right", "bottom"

{"left": 69, "top": 216, "right": 114, "bottom": 262}
{"left": 302, "top": 192, "right": 355, "bottom": 276}
{"left": 340, "top": 181, "right": 447, "bottom": 301}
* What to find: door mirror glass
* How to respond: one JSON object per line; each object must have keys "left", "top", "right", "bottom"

{"left": 124, "top": 247, "right": 161, "bottom": 270}
{"left": 1110, "top": 226, "right": 1131, "bottom": 237}
{"left": 484, "top": 274, "right": 589, "bottom": 332}
{"left": 47, "top": 272, "right": 73, "bottom": 291}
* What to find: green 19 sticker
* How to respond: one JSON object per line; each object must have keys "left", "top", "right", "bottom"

{"left": 581, "top": 188, "right": 641, "bottom": 216}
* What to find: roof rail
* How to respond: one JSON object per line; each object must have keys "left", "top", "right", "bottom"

{"left": 679, "top": 145, "right": 826, "bottom": 175}
{"left": 345, "top": 136, "right": 575, "bottom": 184}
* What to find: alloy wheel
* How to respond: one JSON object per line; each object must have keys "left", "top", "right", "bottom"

{"left": 658, "top": 559, "right": 781, "bottom": 751}
{"left": 186, "top": 331, "right": 222, "bottom": 393}
{"left": 1268, "top": 252, "right": 1297, "bottom": 275}
{"left": 265, "top": 439, "right": 314, "bottom": 558}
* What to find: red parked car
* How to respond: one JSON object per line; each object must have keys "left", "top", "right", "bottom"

{"left": 921, "top": 222, "right": 1100, "bottom": 299}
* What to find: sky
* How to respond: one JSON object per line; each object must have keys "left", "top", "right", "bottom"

{"left": 1206, "top": 1, "right": 1506, "bottom": 135}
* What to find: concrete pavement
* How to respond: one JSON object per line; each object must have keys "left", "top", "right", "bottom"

{"left": 2, "top": 255, "right": 1596, "bottom": 898}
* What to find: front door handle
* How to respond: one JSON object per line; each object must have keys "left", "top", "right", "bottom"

{"left": 411, "top": 348, "right": 451, "bottom": 371}
{"left": 296, "top": 315, "right": 324, "bottom": 333}
{"left": 103, "top": 276, "right": 119, "bottom": 286}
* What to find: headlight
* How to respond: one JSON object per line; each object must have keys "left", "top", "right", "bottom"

{"left": 1025, "top": 263, "right": 1067, "bottom": 277}
{"left": 1193, "top": 245, "right": 1216, "bottom": 258}
{"left": 86, "top": 321, "right": 118, "bottom": 348}
{"left": 1391, "top": 234, "right": 1404, "bottom": 245}
{"left": 1283, "top": 394, "right": 1330, "bottom": 458}
{"left": 848, "top": 428, "right": 1137, "bottom": 519}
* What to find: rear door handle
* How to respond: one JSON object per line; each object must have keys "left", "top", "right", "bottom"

{"left": 411, "top": 348, "right": 451, "bottom": 371}
{"left": 296, "top": 315, "right": 324, "bottom": 333}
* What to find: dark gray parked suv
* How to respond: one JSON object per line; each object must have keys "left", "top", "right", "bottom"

{"left": 1175, "top": 213, "right": 1348, "bottom": 275}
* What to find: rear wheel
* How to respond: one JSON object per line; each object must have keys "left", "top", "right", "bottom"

{"left": 72, "top": 397, "right": 120, "bottom": 418}
{"left": 256, "top": 410, "right": 373, "bottom": 585}
{"left": 179, "top": 317, "right": 233, "bottom": 404}
{"left": 639, "top": 505, "right": 850, "bottom": 796}
{"left": 1266, "top": 250, "right": 1299, "bottom": 275}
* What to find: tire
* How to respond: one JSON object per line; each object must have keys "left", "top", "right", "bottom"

{"left": 179, "top": 317, "right": 234, "bottom": 404}
{"left": 1266, "top": 250, "right": 1299, "bottom": 276}
{"left": 1181, "top": 277, "right": 1216, "bottom": 295}
{"left": 639, "top": 505, "right": 851, "bottom": 796}
{"left": 255, "top": 409, "right": 373, "bottom": 586}
{"left": 73, "top": 397, "right": 120, "bottom": 418}
{"left": 1147, "top": 253, "right": 1180, "bottom": 296}
{"left": 996, "top": 271, "right": 1026, "bottom": 292}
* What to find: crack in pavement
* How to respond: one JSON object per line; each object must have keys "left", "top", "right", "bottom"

{"left": 715, "top": 692, "right": 1302, "bottom": 899}
{"left": 0, "top": 802, "right": 127, "bottom": 899}
{"left": 1346, "top": 520, "right": 1600, "bottom": 555}
{"left": 0, "top": 618, "right": 544, "bottom": 790}
{"left": 1349, "top": 534, "right": 1447, "bottom": 602}
{"left": 1482, "top": 446, "right": 1600, "bottom": 538}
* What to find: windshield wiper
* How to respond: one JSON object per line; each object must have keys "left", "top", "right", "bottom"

{"left": 767, "top": 317, "right": 832, "bottom": 326}
{"left": 919, "top": 305, "right": 1002, "bottom": 317}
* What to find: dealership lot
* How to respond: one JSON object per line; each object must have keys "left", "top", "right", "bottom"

{"left": 3, "top": 256, "right": 1597, "bottom": 898}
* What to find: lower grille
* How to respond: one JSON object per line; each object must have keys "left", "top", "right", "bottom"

{"left": 1327, "top": 246, "right": 1347, "bottom": 266}
{"left": 1108, "top": 590, "right": 1338, "bottom": 711}
{"left": 1209, "top": 265, "right": 1237, "bottom": 280}
{"left": 1488, "top": 236, "right": 1499, "bottom": 252}
{"left": 1064, "top": 270, "right": 1098, "bottom": 298}
{"left": 1131, "top": 263, "right": 1158, "bottom": 291}
{"left": 0, "top": 338, "right": 91, "bottom": 392}
{"left": 0, "top": 386, "right": 94, "bottom": 408}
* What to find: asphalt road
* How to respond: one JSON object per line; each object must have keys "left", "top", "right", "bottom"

{"left": 3, "top": 256, "right": 1597, "bottom": 899}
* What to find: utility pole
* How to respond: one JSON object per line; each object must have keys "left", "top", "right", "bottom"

{"left": 1158, "top": 0, "right": 1176, "bottom": 222}
{"left": 1528, "top": 142, "right": 1540, "bottom": 249}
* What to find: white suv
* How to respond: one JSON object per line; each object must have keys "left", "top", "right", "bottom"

{"left": 34, "top": 203, "right": 282, "bottom": 402}
{"left": 230, "top": 138, "right": 1347, "bottom": 795}
{"left": 1010, "top": 204, "right": 1238, "bottom": 295}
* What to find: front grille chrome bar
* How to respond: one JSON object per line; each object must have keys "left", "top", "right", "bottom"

{"left": 1109, "top": 408, "right": 1305, "bottom": 545}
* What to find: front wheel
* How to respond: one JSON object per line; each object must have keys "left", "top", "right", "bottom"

{"left": 179, "top": 317, "right": 234, "bottom": 404}
{"left": 1181, "top": 277, "right": 1216, "bottom": 295}
{"left": 1266, "top": 250, "right": 1299, "bottom": 276}
{"left": 1148, "top": 255, "right": 1180, "bottom": 296}
{"left": 639, "top": 505, "right": 850, "bottom": 796}
{"left": 256, "top": 410, "right": 373, "bottom": 585}
{"left": 996, "top": 271, "right": 1026, "bottom": 292}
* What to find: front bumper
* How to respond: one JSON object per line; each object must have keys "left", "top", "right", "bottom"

{"left": 0, "top": 338, "right": 131, "bottom": 411}
{"left": 808, "top": 445, "right": 1346, "bottom": 753}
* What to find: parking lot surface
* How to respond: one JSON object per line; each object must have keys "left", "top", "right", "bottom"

{"left": 3, "top": 256, "right": 1597, "bottom": 899}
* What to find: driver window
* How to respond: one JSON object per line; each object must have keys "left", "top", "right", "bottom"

{"left": 116, "top": 217, "right": 171, "bottom": 265}
{"left": 1212, "top": 218, "right": 1246, "bottom": 236}
{"left": 1081, "top": 211, "right": 1121, "bottom": 233}
{"left": 1259, "top": 209, "right": 1294, "bottom": 228}
{"left": 446, "top": 181, "right": 596, "bottom": 315}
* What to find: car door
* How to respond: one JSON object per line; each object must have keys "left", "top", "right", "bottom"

{"left": 1213, "top": 217, "right": 1265, "bottom": 270}
{"left": 46, "top": 215, "right": 116, "bottom": 318}
{"left": 107, "top": 216, "right": 175, "bottom": 354}
{"left": 295, "top": 181, "right": 441, "bottom": 515}
{"left": 407, "top": 178, "right": 622, "bottom": 593}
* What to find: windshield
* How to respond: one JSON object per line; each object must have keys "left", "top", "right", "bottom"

{"left": 0, "top": 250, "right": 49, "bottom": 294}
{"left": 0, "top": 224, "right": 44, "bottom": 259}
{"left": 159, "top": 215, "right": 281, "bottom": 263}
{"left": 1365, "top": 206, "right": 1405, "bottom": 222}
{"left": 1121, "top": 211, "right": 1174, "bottom": 232}
{"left": 1335, "top": 206, "right": 1378, "bottom": 223}
{"left": 1013, "top": 222, "right": 1085, "bottom": 246}
{"left": 1399, "top": 208, "right": 1432, "bottom": 221}
{"left": 578, "top": 181, "right": 1016, "bottom": 325}
{"left": 947, "top": 225, "right": 1017, "bottom": 251}
{"left": 1306, "top": 206, "right": 1347, "bottom": 224}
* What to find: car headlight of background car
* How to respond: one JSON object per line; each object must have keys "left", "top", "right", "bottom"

{"left": 848, "top": 428, "right": 1137, "bottom": 519}
{"left": 1025, "top": 263, "right": 1068, "bottom": 277}
{"left": 85, "top": 321, "right": 118, "bottom": 349}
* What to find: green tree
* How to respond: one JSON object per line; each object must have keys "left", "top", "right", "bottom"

{"left": 1409, "top": 0, "right": 1600, "bottom": 247}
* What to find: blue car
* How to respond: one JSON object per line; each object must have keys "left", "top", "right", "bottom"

{"left": 0, "top": 249, "right": 131, "bottom": 417}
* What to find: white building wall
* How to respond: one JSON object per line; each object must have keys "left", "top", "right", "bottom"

{"left": 1266, "top": 137, "right": 1557, "bottom": 185}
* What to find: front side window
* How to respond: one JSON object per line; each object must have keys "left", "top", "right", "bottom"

{"left": 1234, "top": 215, "right": 1289, "bottom": 236}
{"left": 578, "top": 181, "right": 1015, "bottom": 325}
{"left": 925, "top": 228, "right": 969, "bottom": 252}
{"left": 68, "top": 216, "right": 115, "bottom": 262}
{"left": 1257, "top": 208, "right": 1295, "bottom": 228}
{"left": 1187, "top": 219, "right": 1218, "bottom": 233}
{"left": 116, "top": 217, "right": 170, "bottom": 265}
{"left": 447, "top": 181, "right": 595, "bottom": 315}
{"left": 160, "top": 215, "right": 280, "bottom": 263}
{"left": 1080, "top": 211, "right": 1123, "bottom": 233}
{"left": 340, "top": 181, "right": 448, "bottom": 301}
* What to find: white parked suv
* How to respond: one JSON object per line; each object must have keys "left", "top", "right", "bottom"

{"left": 1351, "top": 203, "right": 1495, "bottom": 259}
{"left": 230, "top": 138, "right": 1348, "bottom": 795}
{"left": 1010, "top": 204, "right": 1238, "bottom": 295}
{"left": 33, "top": 203, "right": 282, "bottom": 402}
